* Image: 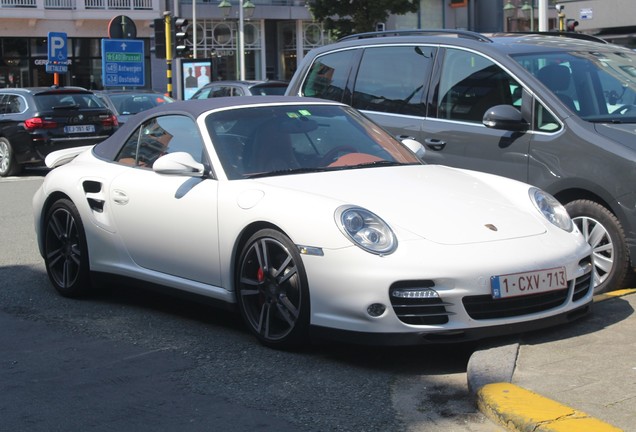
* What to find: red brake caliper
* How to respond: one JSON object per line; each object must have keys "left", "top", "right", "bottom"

{"left": 257, "top": 267, "right": 264, "bottom": 282}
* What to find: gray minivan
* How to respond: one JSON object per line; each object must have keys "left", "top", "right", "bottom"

{"left": 286, "top": 30, "right": 636, "bottom": 294}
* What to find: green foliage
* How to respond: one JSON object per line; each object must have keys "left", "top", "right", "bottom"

{"left": 308, "top": 0, "right": 419, "bottom": 38}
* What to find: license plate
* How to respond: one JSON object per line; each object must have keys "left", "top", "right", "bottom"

{"left": 64, "top": 125, "right": 95, "bottom": 134}
{"left": 490, "top": 267, "right": 567, "bottom": 299}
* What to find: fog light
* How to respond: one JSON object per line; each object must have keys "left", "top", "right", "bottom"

{"left": 391, "top": 288, "right": 439, "bottom": 299}
{"left": 367, "top": 303, "right": 386, "bottom": 317}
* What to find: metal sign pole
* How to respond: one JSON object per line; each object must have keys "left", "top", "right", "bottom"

{"left": 165, "top": 12, "right": 173, "bottom": 97}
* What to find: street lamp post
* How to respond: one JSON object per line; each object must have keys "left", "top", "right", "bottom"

{"left": 520, "top": 1, "right": 535, "bottom": 31}
{"left": 503, "top": 0, "right": 517, "bottom": 31}
{"left": 192, "top": 0, "right": 197, "bottom": 58}
{"left": 219, "top": 0, "right": 255, "bottom": 81}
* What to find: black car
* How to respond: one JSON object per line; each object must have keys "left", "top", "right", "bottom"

{"left": 93, "top": 90, "right": 174, "bottom": 125}
{"left": 0, "top": 86, "right": 118, "bottom": 176}
{"left": 190, "top": 80, "right": 288, "bottom": 99}
{"left": 287, "top": 30, "right": 636, "bottom": 295}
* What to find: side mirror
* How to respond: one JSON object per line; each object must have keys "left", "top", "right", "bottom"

{"left": 483, "top": 105, "right": 529, "bottom": 132}
{"left": 401, "top": 138, "right": 426, "bottom": 159}
{"left": 153, "top": 152, "right": 206, "bottom": 177}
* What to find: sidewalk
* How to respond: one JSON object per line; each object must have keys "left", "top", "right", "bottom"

{"left": 468, "top": 289, "right": 636, "bottom": 431}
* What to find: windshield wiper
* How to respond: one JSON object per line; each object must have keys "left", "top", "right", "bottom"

{"left": 245, "top": 167, "right": 333, "bottom": 178}
{"left": 244, "top": 161, "right": 417, "bottom": 179}
{"left": 352, "top": 160, "right": 414, "bottom": 168}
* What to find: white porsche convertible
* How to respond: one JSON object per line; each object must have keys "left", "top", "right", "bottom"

{"left": 33, "top": 97, "right": 594, "bottom": 348}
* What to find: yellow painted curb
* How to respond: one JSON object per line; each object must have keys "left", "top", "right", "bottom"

{"left": 594, "top": 288, "right": 636, "bottom": 303}
{"left": 476, "top": 383, "right": 623, "bottom": 432}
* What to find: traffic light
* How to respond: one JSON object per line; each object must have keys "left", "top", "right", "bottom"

{"left": 566, "top": 19, "right": 579, "bottom": 32}
{"left": 152, "top": 18, "right": 166, "bottom": 59}
{"left": 174, "top": 17, "right": 191, "bottom": 58}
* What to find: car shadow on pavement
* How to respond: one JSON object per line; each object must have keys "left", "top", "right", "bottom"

{"left": 518, "top": 294, "right": 634, "bottom": 346}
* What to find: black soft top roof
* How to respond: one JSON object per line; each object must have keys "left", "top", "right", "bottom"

{"left": 93, "top": 96, "right": 339, "bottom": 161}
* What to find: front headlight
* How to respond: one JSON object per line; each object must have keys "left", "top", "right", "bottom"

{"left": 530, "top": 188, "right": 573, "bottom": 232}
{"left": 335, "top": 206, "right": 397, "bottom": 255}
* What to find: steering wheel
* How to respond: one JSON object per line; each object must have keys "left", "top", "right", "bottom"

{"left": 320, "top": 146, "right": 356, "bottom": 166}
{"left": 611, "top": 104, "right": 636, "bottom": 115}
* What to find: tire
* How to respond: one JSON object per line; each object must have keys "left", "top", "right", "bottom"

{"left": 236, "top": 229, "right": 310, "bottom": 348}
{"left": 566, "top": 199, "right": 629, "bottom": 295}
{"left": 43, "top": 199, "right": 92, "bottom": 297}
{"left": 0, "top": 137, "right": 20, "bottom": 177}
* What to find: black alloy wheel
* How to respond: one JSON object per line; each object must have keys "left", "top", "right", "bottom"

{"left": 44, "top": 199, "right": 91, "bottom": 297}
{"left": 236, "top": 229, "right": 310, "bottom": 348}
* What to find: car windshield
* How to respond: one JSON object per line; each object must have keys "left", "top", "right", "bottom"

{"left": 513, "top": 49, "right": 636, "bottom": 123}
{"left": 109, "top": 93, "right": 174, "bottom": 114}
{"left": 205, "top": 104, "right": 420, "bottom": 179}
{"left": 250, "top": 84, "right": 288, "bottom": 96}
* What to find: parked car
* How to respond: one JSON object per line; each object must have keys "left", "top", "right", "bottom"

{"left": 93, "top": 90, "right": 174, "bottom": 125}
{"left": 286, "top": 30, "right": 636, "bottom": 294}
{"left": 33, "top": 96, "right": 593, "bottom": 348}
{"left": 0, "top": 86, "right": 118, "bottom": 177}
{"left": 190, "top": 80, "right": 288, "bottom": 99}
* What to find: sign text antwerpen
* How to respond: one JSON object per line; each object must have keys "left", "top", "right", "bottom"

{"left": 101, "top": 39, "right": 145, "bottom": 87}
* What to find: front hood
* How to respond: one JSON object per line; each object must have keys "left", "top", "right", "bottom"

{"left": 594, "top": 123, "right": 636, "bottom": 151}
{"left": 255, "top": 165, "right": 545, "bottom": 245}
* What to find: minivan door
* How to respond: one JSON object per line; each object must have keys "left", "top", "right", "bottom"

{"left": 421, "top": 48, "right": 532, "bottom": 183}
{"left": 350, "top": 45, "right": 435, "bottom": 145}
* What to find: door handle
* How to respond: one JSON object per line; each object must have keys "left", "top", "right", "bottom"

{"left": 424, "top": 138, "right": 447, "bottom": 151}
{"left": 112, "top": 189, "right": 129, "bottom": 205}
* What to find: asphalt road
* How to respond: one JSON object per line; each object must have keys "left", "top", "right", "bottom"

{"left": 0, "top": 175, "right": 499, "bottom": 432}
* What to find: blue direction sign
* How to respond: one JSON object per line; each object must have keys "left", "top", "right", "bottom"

{"left": 101, "top": 39, "right": 145, "bottom": 87}
{"left": 47, "top": 32, "right": 68, "bottom": 74}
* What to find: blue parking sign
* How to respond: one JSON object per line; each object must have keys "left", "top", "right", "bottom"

{"left": 47, "top": 32, "right": 68, "bottom": 73}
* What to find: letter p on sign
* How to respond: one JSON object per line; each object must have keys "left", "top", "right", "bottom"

{"left": 48, "top": 32, "right": 68, "bottom": 63}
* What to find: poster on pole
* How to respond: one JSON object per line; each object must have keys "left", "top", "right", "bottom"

{"left": 179, "top": 59, "right": 213, "bottom": 100}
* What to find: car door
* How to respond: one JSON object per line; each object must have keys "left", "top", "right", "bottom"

{"left": 350, "top": 45, "right": 435, "bottom": 144}
{"left": 421, "top": 47, "right": 532, "bottom": 183}
{"left": 108, "top": 114, "right": 222, "bottom": 287}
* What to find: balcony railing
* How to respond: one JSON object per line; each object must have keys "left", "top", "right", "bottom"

{"left": 0, "top": 0, "right": 153, "bottom": 8}
{"left": 44, "top": 0, "right": 74, "bottom": 8}
{"left": 0, "top": 0, "right": 36, "bottom": 7}
{"left": 0, "top": 0, "right": 302, "bottom": 8}
{"left": 85, "top": 0, "right": 152, "bottom": 9}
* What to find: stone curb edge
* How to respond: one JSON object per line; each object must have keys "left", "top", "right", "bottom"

{"left": 467, "top": 289, "right": 636, "bottom": 431}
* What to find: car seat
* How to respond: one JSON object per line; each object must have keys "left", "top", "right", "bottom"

{"left": 537, "top": 64, "right": 578, "bottom": 112}
{"left": 245, "top": 123, "right": 300, "bottom": 174}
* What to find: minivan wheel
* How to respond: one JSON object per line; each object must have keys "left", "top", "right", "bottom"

{"left": 565, "top": 200, "right": 629, "bottom": 295}
{"left": 0, "top": 137, "right": 20, "bottom": 177}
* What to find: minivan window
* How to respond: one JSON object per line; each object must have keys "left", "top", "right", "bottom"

{"left": 352, "top": 46, "right": 432, "bottom": 116}
{"left": 513, "top": 50, "right": 636, "bottom": 123}
{"left": 433, "top": 49, "right": 517, "bottom": 123}
{"left": 301, "top": 50, "right": 355, "bottom": 101}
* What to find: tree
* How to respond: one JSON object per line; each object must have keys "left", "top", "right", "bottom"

{"left": 308, "top": 0, "right": 419, "bottom": 38}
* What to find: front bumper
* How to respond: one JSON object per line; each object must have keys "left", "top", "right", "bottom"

{"left": 310, "top": 301, "right": 592, "bottom": 346}
{"left": 301, "top": 230, "right": 593, "bottom": 341}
